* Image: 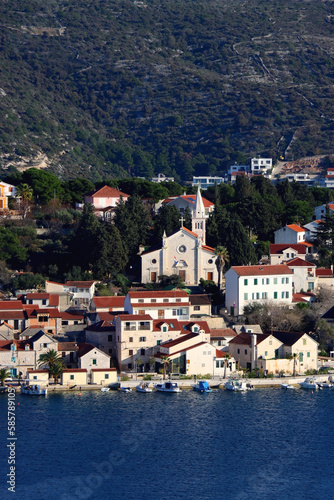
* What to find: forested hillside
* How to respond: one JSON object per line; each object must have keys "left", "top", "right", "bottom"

{"left": 2, "top": 0, "right": 334, "bottom": 181}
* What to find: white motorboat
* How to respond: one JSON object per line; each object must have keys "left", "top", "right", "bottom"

{"left": 136, "top": 383, "right": 152, "bottom": 393}
{"left": 299, "top": 377, "right": 319, "bottom": 390}
{"left": 120, "top": 386, "right": 131, "bottom": 393}
{"left": 154, "top": 381, "right": 180, "bottom": 393}
{"left": 20, "top": 384, "right": 47, "bottom": 396}
{"left": 281, "top": 383, "right": 295, "bottom": 390}
{"left": 101, "top": 387, "right": 110, "bottom": 392}
{"left": 225, "top": 379, "right": 253, "bottom": 392}
{"left": 316, "top": 381, "right": 333, "bottom": 389}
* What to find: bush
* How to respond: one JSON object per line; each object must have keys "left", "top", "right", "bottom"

{"left": 120, "top": 375, "right": 130, "bottom": 381}
{"left": 143, "top": 375, "right": 152, "bottom": 381}
{"left": 305, "top": 369, "right": 317, "bottom": 375}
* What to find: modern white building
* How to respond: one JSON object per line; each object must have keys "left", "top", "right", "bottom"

{"left": 124, "top": 291, "right": 191, "bottom": 320}
{"left": 151, "top": 173, "right": 174, "bottom": 183}
{"left": 225, "top": 265, "right": 293, "bottom": 316}
{"left": 251, "top": 158, "right": 272, "bottom": 175}
{"left": 192, "top": 176, "right": 224, "bottom": 189}
{"left": 324, "top": 169, "right": 334, "bottom": 189}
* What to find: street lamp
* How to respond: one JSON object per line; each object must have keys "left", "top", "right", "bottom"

{"left": 213, "top": 356, "right": 216, "bottom": 379}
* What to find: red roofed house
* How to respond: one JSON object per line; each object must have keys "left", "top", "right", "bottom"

{"left": 45, "top": 280, "right": 96, "bottom": 308}
{"left": 269, "top": 244, "right": 315, "bottom": 265}
{"left": 274, "top": 224, "right": 307, "bottom": 245}
{"left": 141, "top": 188, "right": 218, "bottom": 285}
{"left": 154, "top": 330, "right": 236, "bottom": 376}
{"left": 161, "top": 189, "right": 214, "bottom": 218}
{"left": 316, "top": 268, "right": 334, "bottom": 289}
{"left": 124, "top": 290, "right": 190, "bottom": 320}
{"left": 90, "top": 296, "right": 125, "bottom": 313}
{"left": 84, "top": 185, "right": 130, "bottom": 220}
{"left": 225, "top": 265, "right": 293, "bottom": 316}
{"left": 286, "top": 258, "right": 316, "bottom": 292}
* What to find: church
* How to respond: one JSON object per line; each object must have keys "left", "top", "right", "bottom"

{"left": 141, "top": 188, "right": 218, "bottom": 285}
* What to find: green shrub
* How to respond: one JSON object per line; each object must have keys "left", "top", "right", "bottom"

{"left": 120, "top": 375, "right": 130, "bottom": 381}
{"left": 143, "top": 375, "right": 152, "bottom": 381}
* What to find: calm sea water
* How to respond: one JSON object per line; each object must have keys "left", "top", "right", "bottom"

{"left": 1, "top": 387, "right": 333, "bottom": 500}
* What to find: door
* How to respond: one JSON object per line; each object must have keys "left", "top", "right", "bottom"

{"left": 151, "top": 272, "right": 157, "bottom": 282}
{"left": 158, "top": 310, "right": 164, "bottom": 319}
{"left": 207, "top": 272, "right": 213, "bottom": 281}
{"left": 179, "top": 270, "right": 186, "bottom": 281}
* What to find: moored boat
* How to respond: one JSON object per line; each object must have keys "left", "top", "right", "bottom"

{"left": 299, "top": 377, "right": 318, "bottom": 390}
{"left": 120, "top": 386, "right": 131, "bottom": 393}
{"left": 108, "top": 382, "right": 121, "bottom": 390}
{"left": 21, "top": 384, "right": 47, "bottom": 396}
{"left": 316, "top": 381, "right": 333, "bottom": 389}
{"left": 136, "top": 382, "right": 152, "bottom": 393}
{"left": 192, "top": 380, "right": 212, "bottom": 393}
{"left": 101, "top": 387, "right": 110, "bottom": 392}
{"left": 225, "top": 379, "right": 253, "bottom": 392}
{"left": 281, "top": 383, "right": 295, "bottom": 390}
{"left": 154, "top": 381, "right": 180, "bottom": 393}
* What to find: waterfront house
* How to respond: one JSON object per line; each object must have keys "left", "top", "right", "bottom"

{"left": 229, "top": 331, "right": 318, "bottom": 375}
{"left": 91, "top": 368, "right": 117, "bottom": 385}
{"left": 61, "top": 368, "right": 87, "bottom": 386}
{"left": 27, "top": 369, "right": 49, "bottom": 383}
{"left": 0, "top": 340, "right": 36, "bottom": 378}
{"left": 210, "top": 328, "right": 237, "bottom": 351}
{"left": 225, "top": 265, "right": 293, "bottom": 317}
{"left": 77, "top": 343, "right": 111, "bottom": 374}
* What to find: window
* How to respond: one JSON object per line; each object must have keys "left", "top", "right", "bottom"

{"left": 282, "top": 277, "right": 285, "bottom": 284}
{"left": 163, "top": 299, "right": 169, "bottom": 303}
{"left": 105, "top": 374, "right": 109, "bottom": 379}
{"left": 62, "top": 320, "right": 68, "bottom": 326}
{"left": 129, "top": 350, "right": 133, "bottom": 356}
{"left": 108, "top": 335, "right": 113, "bottom": 342}
{"left": 286, "top": 292, "right": 289, "bottom": 298}
{"left": 245, "top": 349, "right": 247, "bottom": 355}
{"left": 262, "top": 292, "right": 267, "bottom": 299}
{"left": 265, "top": 351, "right": 268, "bottom": 357}
{"left": 266, "top": 278, "right": 269, "bottom": 284}
{"left": 216, "top": 360, "right": 220, "bottom": 368}
{"left": 42, "top": 299, "right": 47, "bottom": 305}
{"left": 194, "top": 305, "right": 200, "bottom": 311}
{"left": 307, "top": 352, "right": 310, "bottom": 358}
{"left": 128, "top": 363, "right": 133, "bottom": 370}
{"left": 274, "top": 278, "right": 278, "bottom": 284}
{"left": 286, "top": 278, "right": 289, "bottom": 284}
{"left": 157, "top": 340, "right": 161, "bottom": 345}
{"left": 109, "top": 349, "right": 113, "bottom": 354}
{"left": 70, "top": 375, "right": 74, "bottom": 380}
{"left": 92, "top": 359, "right": 97, "bottom": 365}
{"left": 139, "top": 337, "right": 146, "bottom": 342}
{"left": 254, "top": 279, "right": 258, "bottom": 285}
{"left": 262, "top": 278, "right": 265, "bottom": 285}
{"left": 237, "top": 349, "right": 240, "bottom": 354}
{"left": 194, "top": 327, "right": 199, "bottom": 333}
{"left": 274, "top": 292, "right": 278, "bottom": 299}
{"left": 176, "top": 299, "right": 181, "bottom": 302}
{"left": 151, "top": 299, "right": 156, "bottom": 303}
{"left": 140, "top": 349, "right": 145, "bottom": 356}
{"left": 162, "top": 326, "right": 167, "bottom": 332}
{"left": 282, "top": 292, "right": 285, "bottom": 299}
{"left": 129, "top": 337, "right": 133, "bottom": 343}
{"left": 303, "top": 339, "right": 306, "bottom": 345}
{"left": 256, "top": 293, "right": 260, "bottom": 300}
{"left": 138, "top": 299, "right": 144, "bottom": 303}
{"left": 269, "top": 340, "right": 272, "bottom": 345}
{"left": 244, "top": 293, "right": 248, "bottom": 300}
{"left": 244, "top": 279, "right": 248, "bottom": 285}
{"left": 252, "top": 293, "right": 255, "bottom": 300}
{"left": 62, "top": 352, "right": 66, "bottom": 357}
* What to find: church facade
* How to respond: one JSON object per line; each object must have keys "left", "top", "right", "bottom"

{"left": 141, "top": 189, "right": 218, "bottom": 285}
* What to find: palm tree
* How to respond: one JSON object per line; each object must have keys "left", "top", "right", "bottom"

{"left": 38, "top": 349, "right": 65, "bottom": 384}
{"left": 0, "top": 368, "right": 11, "bottom": 386}
{"left": 161, "top": 355, "right": 171, "bottom": 380}
{"left": 16, "top": 183, "right": 33, "bottom": 218}
{"left": 214, "top": 246, "right": 229, "bottom": 291}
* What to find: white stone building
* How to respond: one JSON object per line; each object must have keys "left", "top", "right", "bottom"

{"left": 225, "top": 265, "right": 293, "bottom": 316}
{"left": 274, "top": 224, "right": 307, "bottom": 245}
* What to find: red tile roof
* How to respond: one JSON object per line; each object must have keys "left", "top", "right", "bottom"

{"left": 215, "top": 349, "right": 228, "bottom": 358}
{"left": 316, "top": 268, "right": 333, "bottom": 277}
{"left": 229, "top": 332, "right": 270, "bottom": 345}
{"left": 231, "top": 265, "right": 293, "bottom": 276}
{"left": 91, "top": 368, "right": 117, "bottom": 372}
{"left": 77, "top": 342, "right": 110, "bottom": 358}
{"left": 0, "top": 311, "right": 25, "bottom": 319}
{"left": 163, "top": 194, "right": 214, "bottom": 209}
{"left": 93, "top": 296, "right": 125, "bottom": 309}
{"left": 155, "top": 341, "right": 208, "bottom": 358}
{"left": 161, "top": 332, "right": 199, "bottom": 348}
{"left": 152, "top": 319, "right": 181, "bottom": 331}
{"left": 0, "top": 300, "right": 24, "bottom": 310}
{"left": 286, "top": 224, "right": 306, "bottom": 233}
{"left": 86, "top": 185, "right": 129, "bottom": 199}
{"left": 270, "top": 244, "right": 307, "bottom": 255}
{"left": 26, "top": 293, "right": 49, "bottom": 299}
{"left": 128, "top": 291, "right": 188, "bottom": 298}
{"left": 66, "top": 281, "right": 95, "bottom": 288}
{"left": 63, "top": 369, "right": 87, "bottom": 372}
{"left": 96, "top": 312, "right": 118, "bottom": 322}
{"left": 179, "top": 321, "right": 211, "bottom": 334}
{"left": 210, "top": 328, "right": 236, "bottom": 338}
{"left": 117, "top": 314, "right": 152, "bottom": 321}
{"left": 287, "top": 258, "right": 316, "bottom": 267}
{"left": 60, "top": 311, "right": 84, "bottom": 320}
{"left": 57, "top": 342, "right": 78, "bottom": 351}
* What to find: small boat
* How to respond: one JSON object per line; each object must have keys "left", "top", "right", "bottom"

{"left": 136, "top": 383, "right": 152, "bottom": 393}
{"left": 154, "top": 381, "right": 180, "bottom": 393}
{"left": 21, "top": 384, "right": 47, "bottom": 396}
{"left": 101, "top": 387, "right": 110, "bottom": 392}
{"left": 299, "top": 377, "right": 319, "bottom": 390}
{"left": 225, "top": 379, "right": 253, "bottom": 392}
{"left": 192, "top": 380, "right": 212, "bottom": 393}
{"left": 316, "top": 381, "right": 333, "bottom": 389}
{"left": 281, "top": 383, "right": 295, "bottom": 390}
{"left": 120, "top": 386, "right": 131, "bottom": 393}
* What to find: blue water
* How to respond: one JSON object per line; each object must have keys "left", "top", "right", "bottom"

{"left": 1, "top": 387, "right": 333, "bottom": 500}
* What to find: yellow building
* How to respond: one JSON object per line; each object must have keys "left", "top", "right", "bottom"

{"left": 61, "top": 369, "right": 87, "bottom": 386}
{"left": 91, "top": 368, "right": 117, "bottom": 385}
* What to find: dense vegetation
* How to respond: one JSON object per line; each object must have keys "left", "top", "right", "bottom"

{"left": 2, "top": 0, "right": 334, "bottom": 181}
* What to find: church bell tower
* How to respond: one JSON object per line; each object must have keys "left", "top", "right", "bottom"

{"left": 192, "top": 186, "right": 206, "bottom": 245}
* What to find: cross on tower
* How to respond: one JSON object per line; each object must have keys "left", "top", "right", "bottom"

{"left": 179, "top": 215, "right": 184, "bottom": 228}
